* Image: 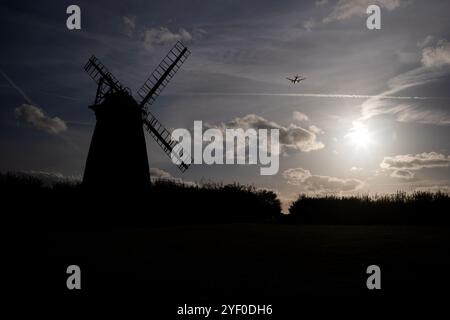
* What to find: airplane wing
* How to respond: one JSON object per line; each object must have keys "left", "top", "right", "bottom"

{"left": 286, "top": 77, "right": 294, "bottom": 82}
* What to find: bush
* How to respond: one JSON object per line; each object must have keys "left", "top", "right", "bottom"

{"left": 285, "top": 191, "right": 450, "bottom": 225}
{"left": 1, "top": 172, "right": 282, "bottom": 227}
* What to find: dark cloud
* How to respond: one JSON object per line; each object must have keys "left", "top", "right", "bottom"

{"left": 323, "top": 0, "right": 403, "bottom": 23}
{"left": 305, "top": 0, "right": 405, "bottom": 29}
{"left": 120, "top": 15, "right": 203, "bottom": 50}
{"left": 143, "top": 27, "right": 193, "bottom": 50}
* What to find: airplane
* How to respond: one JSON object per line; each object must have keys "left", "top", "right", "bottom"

{"left": 286, "top": 75, "right": 306, "bottom": 83}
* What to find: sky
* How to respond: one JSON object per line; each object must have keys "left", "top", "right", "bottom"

{"left": 1, "top": 0, "right": 450, "bottom": 210}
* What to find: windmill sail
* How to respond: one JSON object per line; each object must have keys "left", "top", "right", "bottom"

{"left": 137, "top": 41, "right": 190, "bottom": 113}
{"left": 137, "top": 41, "right": 192, "bottom": 173}
{"left": 143, "top": 112, "right": 191, "bottom": 172}
{"left": 84, "top": 56, "right": 128, "bottom": 104}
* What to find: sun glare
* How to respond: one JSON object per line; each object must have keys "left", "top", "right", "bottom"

{"left": 346, "top": 122, "right": 372, "bottom": 149}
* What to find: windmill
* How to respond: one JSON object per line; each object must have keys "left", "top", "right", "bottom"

{"left": 82, "top": 41, "right": 192, "bottom": 190}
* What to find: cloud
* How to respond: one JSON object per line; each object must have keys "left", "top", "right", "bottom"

{"left": 283, "top": 167, "right": 364, "bottom": 194}
{"left": 315, "top": 0, "right": 329, "bottom": 6}
{"left": 0, "top": 70, "right": 67, "bottom": 134}
{"left": 390, "top": 169, "right": 415, "bottom": 180}
{"left": 417, "top": 35, "right": 435, "bottom": 48}
{"left": 380, "top": 152, "right": 450, "bottom": 171}
{"left": 121, "top": 17, "right": 203, "bottom": 49}
{"left": 322, "top": 0, "right": 403, "bottom": 24}
{"left": 209, "top": 114, "right": 324, "bottom": 153}
{"left": 392, "top": 104, "right": 450, "bottom": 125}
{"left": 350, "top": 166, "right": 363, "bottom": 172}
{"left": 308, "top": 125, "right": 324, "bottom": 134}
{"left": 15, "top": 104, "right": 67, "bottom": 134}
{"left": 421, "top": 40, "right": 450, "bottom": 68}
{"left": 150, "top": 167, "right": 195, "bottom": 185}
{"left": 143, "top": 27, "right": 193, "bottom": 50}
{"left": 303, "top": 18, "right": 316, "bottom": 31}
{"left": 122, "top": 15, "right": 137, "bottom": 37}
{"left": 361, "top": 98, "right": 450, "bottom": 126}
{"left": 360, "top": 39, "right": 450, "bottom": 124}
{"left": 150, "top": 167, "right": 182, "bottom": 182}
{"left": 283, "top": 167, "right": 312, "bottom": 182}
{"left": 15, "top": 171, "right": 80, "bottom": 187}
{"left": 293, "top": 111, "right": 309, "bottom": 122}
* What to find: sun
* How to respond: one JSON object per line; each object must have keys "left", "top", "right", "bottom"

{"left": 345, "top": 122, "right": 372, "bottom": 149}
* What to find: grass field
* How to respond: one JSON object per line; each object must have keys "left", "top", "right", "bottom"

{"left": 44, "top": 223, "right": 450, "bottom": 312}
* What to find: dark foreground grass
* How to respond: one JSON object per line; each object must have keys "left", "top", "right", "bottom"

{"left": 42, "top": 224, "right": 450, "bottom": 314}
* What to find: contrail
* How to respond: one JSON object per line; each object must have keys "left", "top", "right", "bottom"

{"left": 0, "top": 69, "right": 92, "bottom": 128}
{"left": 0, "top": 71, "right": 82, "bottom": 103}
{"left": 168, "top": 92, "right": 449, "bottom": 100}
{"left": 0, "top": 68, "right": 35, "bottom": 105}
{"left": 39, "top": 90, "right": 84, "bottom": 102}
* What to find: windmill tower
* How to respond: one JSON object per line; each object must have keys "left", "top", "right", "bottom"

{"left": 82, "top": 42, "right": 192, "bottom": 191}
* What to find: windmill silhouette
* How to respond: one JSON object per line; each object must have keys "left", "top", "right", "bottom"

{"left": 82, "top": 42, "right": 191, "bottom": 190}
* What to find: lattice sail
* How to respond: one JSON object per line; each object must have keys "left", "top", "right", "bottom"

{"left": 143, "top": 112, "right": 191, "bottom": 172}
{"left": 84, "top": 55, "right": 127, "bottom": 103}
{"left": 137, "top": 42, "right": 190, "bottom": 112}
